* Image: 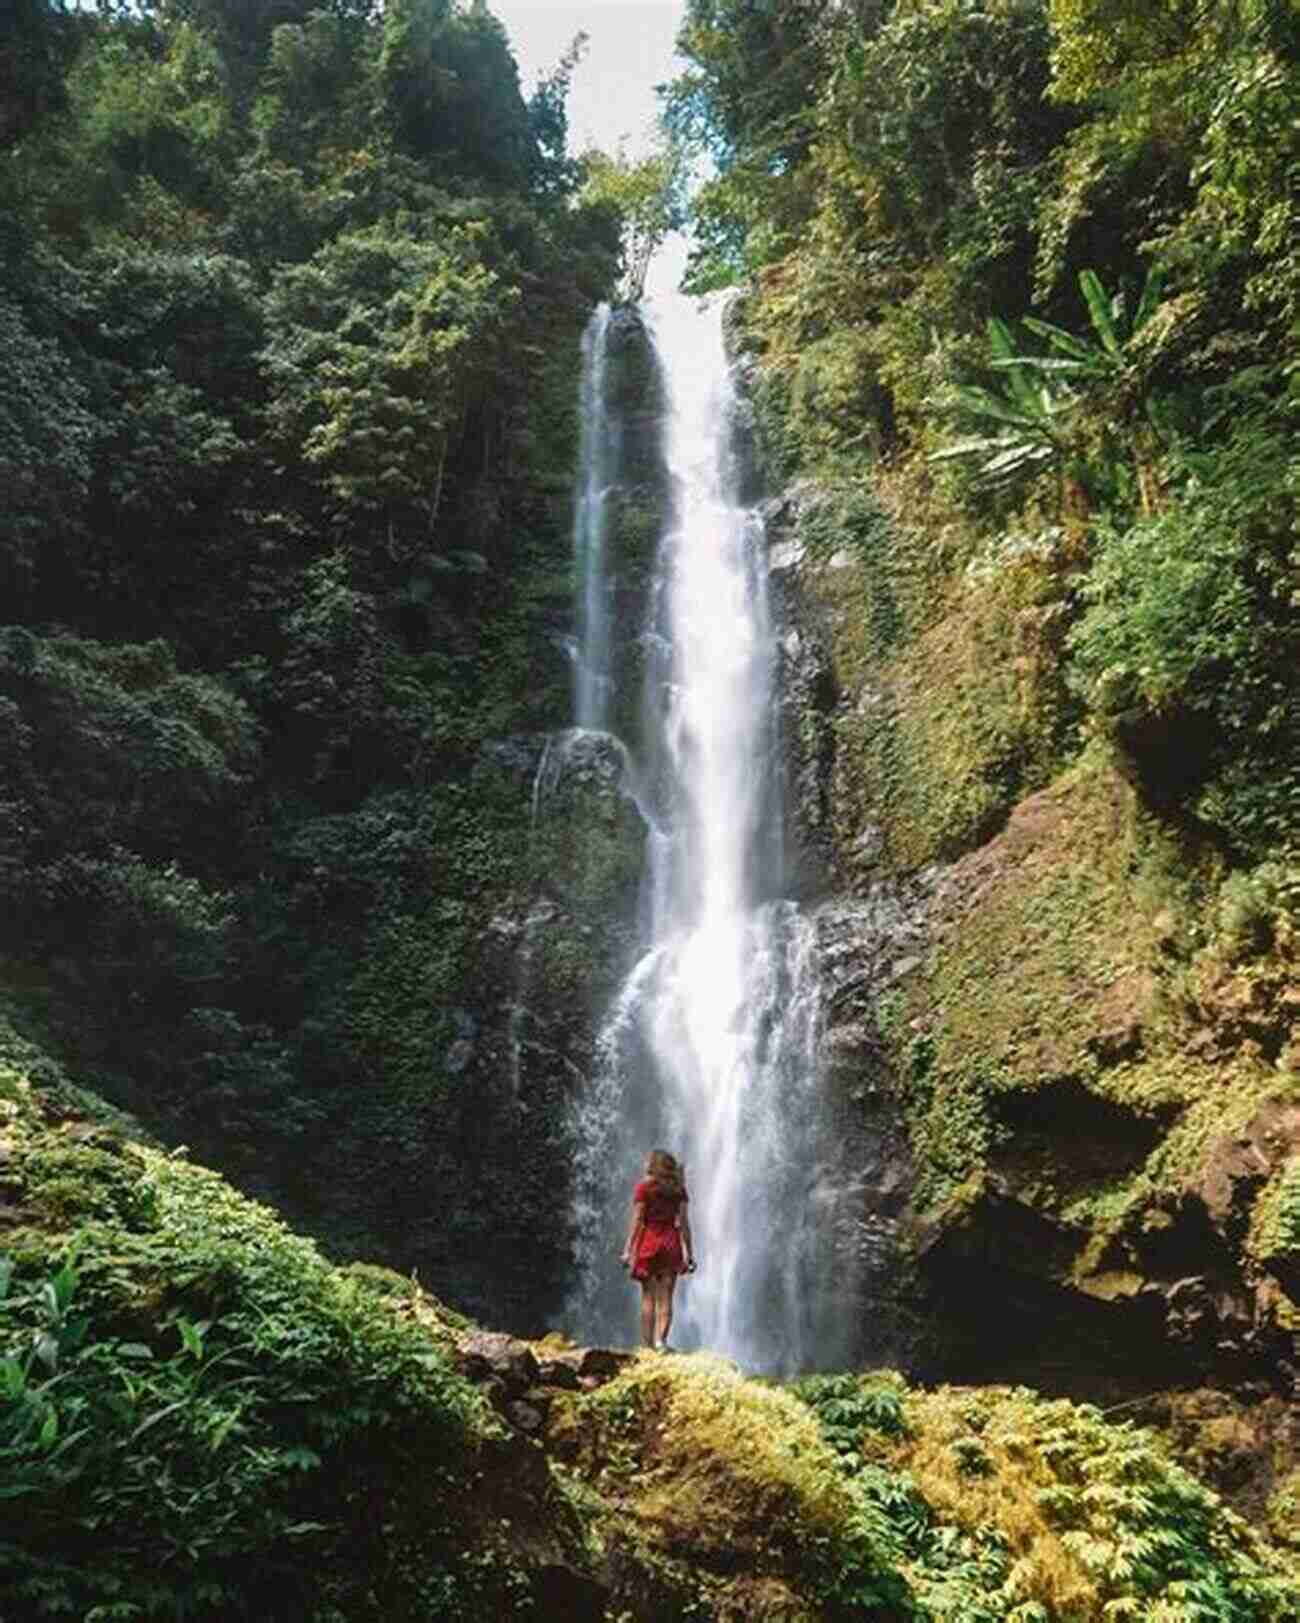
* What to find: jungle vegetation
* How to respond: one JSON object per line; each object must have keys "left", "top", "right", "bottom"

{"left": 1, "top": 0, "right": 1299, "bottom": 1616}
{"left": 1, "top": 0, "right": 634, "bottom": 1297}
{"left": 667, "top": 0, "right": 1299, "bottom": 866}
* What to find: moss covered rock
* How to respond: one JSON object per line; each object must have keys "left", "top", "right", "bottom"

{"left": 884, "top": 756, "right": 1299, "bottom": 1393}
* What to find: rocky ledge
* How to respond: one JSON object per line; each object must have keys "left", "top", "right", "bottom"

{"left": 452, "top": 1327, "right": 636, "bottom": 1436}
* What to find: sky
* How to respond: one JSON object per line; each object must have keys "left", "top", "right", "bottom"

{"left": 490, "top": 1, "right": 688, "bottom": 158}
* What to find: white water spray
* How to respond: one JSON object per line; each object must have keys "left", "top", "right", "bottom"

{"left": 572, "top": 304, "right": 617, "bottom": 731}
{"left": 568, "top": 294, "right": 838, "bottom": 1373}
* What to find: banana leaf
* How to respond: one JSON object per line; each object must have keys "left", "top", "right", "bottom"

{"left": 1080, "top": 268, "right": 1122, "bottom": 357}
{"left": 981, "top": 441, "right": 1055, "bottom": 476}
{"left": 1133, "top": 265, "right": 1166, "bottom": 332}
{"left": 987, "top": 317, "right": 1044, "bottom": 416}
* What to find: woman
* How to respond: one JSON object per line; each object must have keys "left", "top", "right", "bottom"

{"left": 620, "top": 1149, "right": 695, "bottom": 1350}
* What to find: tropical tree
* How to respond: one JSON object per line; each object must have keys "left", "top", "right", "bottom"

{"left": 261, "top": 221, "right": 513, "bottom": 551}
{"left": 931, "top": 314, "right": 1077, "bottom": 487}
{"left": 932, "top": 267, "right": 1172, "bottom": 517}
{"left": 578, "top": 143, "right": 685, "bottom": 301}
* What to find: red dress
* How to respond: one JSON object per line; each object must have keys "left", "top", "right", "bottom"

{"left": 631, "top": 1179, "right": 687, "bottom": 1280}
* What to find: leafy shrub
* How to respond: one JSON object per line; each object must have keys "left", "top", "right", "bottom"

{"left": 0, "top": 299, "right": 95, "bottom": 607}
{"left": 0, "top": 1088, "right": 554, "bottom": 1622}
{"left": 833, "top": 1385, "right": 1300, "bottom": 1623}
{"left": 1213, "top": 863, "right": 1300, "bottom": 963}
{"left": 20, "top": 1143, "right": 159, "bottom": 1230}
{"left": 793, "top": 1372, "right": 911, "bottom": 1456}
{"left": 1249, "top": 1157, "right": 1300, "bottom": 1271}
{"left": 0, "top": 629, "right": 258, "bottom": 874}
{"left": 1068, "top": 412, "right": 1299, "bottom": 856}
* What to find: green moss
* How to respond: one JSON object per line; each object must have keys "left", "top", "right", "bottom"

{"left": 342, "top": 1259, "right": 420, "bottom": 1299}
{"left": 927, "top": 761, "right": 1173, "bottom": 1080}
{"left": 1249, "top": 1156, "right": 1300, "bottom": 1267}
{"left": 551, "top": 1353, "right": 915, "bottom": 1618}
{"left": 790, "top": 476, "right": 1077, "bottom": 878}
{"left": 589, "top": 1354, "right": 853, "bottom": 1549}
{"left": 883, "top": 738, "right": 1282, "bottom": 1337}
{"left": 21, "top": 1142, "right": 159, "bottom": 1230}
{"left": 340, "top": 906, "right": 472, "bottom": 1104}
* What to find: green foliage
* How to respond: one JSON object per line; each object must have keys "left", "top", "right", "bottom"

{"left": 1249, "top": 1156, "right": 1300, "bottom": 1271}
{"left": 675, "top": 0, "right": 1299, "bottom": 1281}
{"left": 888, "top": 1387, "right": 1300, "bottom": 1621}
{"left": 1068, "top": 409, "right": 1299, "bottom": 855}
{"left": 794, "top": 1373, "right": 1300, "bottom": 1621}
{"left": 0, "top": 0, "right": 85, "bottom": 149}
{"left": 375, "top": 0, "right": 533, "bottom": 189}
{"left": 0, "top": 629, "right": 257, "bottom": 870}
{"left": 931, "top": 314, "right": 1080, "bottom": 490}
{"left": 788, "top": 475, "right": 1076, "bottom": 878}
{"left": 1213, "top": 862, "right": 1300, "bottom": 964}
{"left": 567, "top": 1354, "right": 920, "bottom": 1618}
{"left": 262, "top": 221, "right": 514, "bottom": 537}
{"left": 793, "top": 1372, "right": 911, "bottom": 1455}
{"left": 0, "top": 298, "right": 96, "bottom": 610}
{"left": 250, "top": 9, "right": 372, "bottom": 168}
{"left": 3, "top": 1072, "right": 1297, "bottom": 1620}
{"left": 22, "top": 1143, "right": 160, "bottom": 1230}
{"left": 0, "top": 1089, "right": 548, "bottom": 1622}
{"left": 34, "top": 22, "right": 234, "bottom": 237}
{"left": 931, "top": 267, "right": 1173, "bottom": 506}
{"left": 787, "top": 482, "right": 912, "bottom": 674}
{"left": 1045, "top": 0, "right": 1300, "bottom": 326}
{"left": 578, "top": 141, "right": 686, "bottom": 301}
{"left": 0, "top": 0, "right": 617, "bottom": 1320}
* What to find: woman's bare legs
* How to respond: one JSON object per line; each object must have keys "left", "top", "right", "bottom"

{"left": 639, "top": 1281, "right": 656, "bottom": 1348}
{"left": 653, "top": 1273, "right": 677, "bottom": 1348}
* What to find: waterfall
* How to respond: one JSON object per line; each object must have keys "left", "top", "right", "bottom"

{"left": 567, "top": 293, "right": 841, "bottom": 1374}
{"left": 572, "top": 303, "right": 617, "bottom": 731}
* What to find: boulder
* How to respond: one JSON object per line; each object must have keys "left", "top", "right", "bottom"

{"left": 456, "top": 1330, "right": 540, "bottom": 1395}
{"left": 534, "top": 1345, "right": 634, "bottom": 1387}
{"left": 506, "top": 1398, "right": 546, "bottom": 1433}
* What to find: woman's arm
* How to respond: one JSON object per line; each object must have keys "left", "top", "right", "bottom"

{"left": 678, "top": 1198, "right": 694, "bottom": 1269}
{"left": 621, "top": 1195, "right": 645, "bottom": 1268}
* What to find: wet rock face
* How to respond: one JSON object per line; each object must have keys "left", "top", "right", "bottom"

{"left": 1140, "top": 1385, "right": 1300, "bottom": 1532}
{"left": 395, "top": 730, "right": 646, "bottom": 1336}
{"left": 911, "top": 1105, "right": 1300, "bottom": 1399}
{"left": 453, "top": 1327, "right": 634, "bottom": 1440}
{"left": 527, "top": 729, "right": 646, "bottom": 921}
{"left": 809, "top": 885, "right": 938, "bottom": 1371}
{"left": 767, "top": 501, "right": 839, "bottom": 903}
{"left": 764, "top": 478, "right": 1298, "bottom": 1395}
{"left": 601, "top": 307, "right": 670, "bottom": 754}
{"left": 605, "top": 304, "right": 665, "bottom": 483}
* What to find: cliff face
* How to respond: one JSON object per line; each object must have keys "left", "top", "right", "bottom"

{"left": 764, "top": 463, "right": 1299, "bottom": 1405}
{"left": 687, "top": 0, "right": 1300, "bottom": 1428}
{"left": 286, "top": 727, "right": 649, "bottom": 1333}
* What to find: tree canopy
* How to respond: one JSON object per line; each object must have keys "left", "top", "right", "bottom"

{"left": 0, "top": 0, "right": 621, "bottom": 1294}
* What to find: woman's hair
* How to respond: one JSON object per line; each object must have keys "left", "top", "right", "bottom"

{"left": 646, "top": 1149, "right": 685, "bottom": 1197}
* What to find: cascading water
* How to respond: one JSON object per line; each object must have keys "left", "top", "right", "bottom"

{"left": 567, "top": 292, "right": 849, "bottom": 1374}
{"left": 572, "top": 303, "right": 617, "bottom": 731}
